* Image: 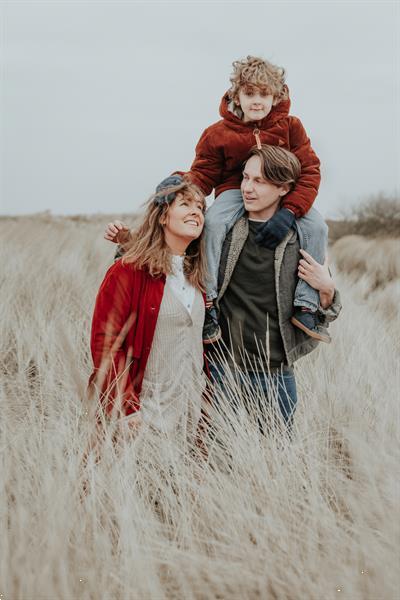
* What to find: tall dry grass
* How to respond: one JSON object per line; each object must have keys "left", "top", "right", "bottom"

{"left": 331, "top": 235, "right": 400, "bottom": 321}
{"left": 1, "top": 217, "right": 399, "bottom": 600}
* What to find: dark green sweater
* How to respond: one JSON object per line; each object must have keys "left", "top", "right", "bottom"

{"left": 218, "top": 220, "right": 287, "bottom": 369}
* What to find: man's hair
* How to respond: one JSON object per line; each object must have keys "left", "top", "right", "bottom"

{"left": 122, "top": 181, "right": 207, "bottom": 291}
{"left": 247, "top": 145, "right": 301, "bottom": 190}
{"left": 229, "top": 55, "right": 288, "bottom": 104}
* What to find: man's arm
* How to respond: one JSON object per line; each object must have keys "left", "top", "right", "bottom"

{"left": 103, "top": 221, "right": 132, "bottom": 261}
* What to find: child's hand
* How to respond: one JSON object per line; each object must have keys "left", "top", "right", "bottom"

{"left": 255, "top": 208, "right": 296, "bottom": 249}
{"left": 104, "top": 221, "right": 130, "bottom": 244}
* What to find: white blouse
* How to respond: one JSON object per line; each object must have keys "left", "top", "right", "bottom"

{"left": 166, "top": 255, "right": 196, "bottom": 314}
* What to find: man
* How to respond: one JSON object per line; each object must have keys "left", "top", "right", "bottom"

{"left": 207, "top": 144, "right": 341, "bottom": 426}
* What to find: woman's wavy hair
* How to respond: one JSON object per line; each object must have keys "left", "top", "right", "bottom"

{"left": 229, "top": 55, "right": 289, "bottom": 105}
{"left": 121, "top": 181, "right": 207, "bottom": 292}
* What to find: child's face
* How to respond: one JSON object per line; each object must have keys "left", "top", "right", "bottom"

{"left": 237, "top": 85, "right": 274, "bottom": 123}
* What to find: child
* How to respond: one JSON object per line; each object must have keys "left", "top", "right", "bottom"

{"left": 106, "top": 55, "right": 329, "bottom": 344}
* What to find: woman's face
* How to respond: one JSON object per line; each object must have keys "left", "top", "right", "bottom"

{"left": 163, "top": 192, "right": 205, "bottom": 243}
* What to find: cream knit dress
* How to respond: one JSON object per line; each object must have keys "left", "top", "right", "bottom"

{"left": 140, "top": 256, "right": 206, "bottom": 437}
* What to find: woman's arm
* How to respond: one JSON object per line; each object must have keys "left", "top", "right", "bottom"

{"left": 89, "top": 262, "right": 139, "bottom": 414}
{"left": 297, "top": 249, "right": 335, "bottom": 309}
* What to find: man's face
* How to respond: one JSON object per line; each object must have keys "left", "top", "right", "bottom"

{"left": 237, "top": 84, "right": 274, "bottom": 123}
{"left": 241, "top": 155, "right": 288, "bottom": 219}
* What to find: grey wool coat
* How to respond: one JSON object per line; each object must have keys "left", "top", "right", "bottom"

{"left": 216, "top": 216, "right": 342, "bottom": 367}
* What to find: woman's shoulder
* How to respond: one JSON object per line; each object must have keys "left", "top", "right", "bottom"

{"left": 106, "top": 258, "right": 138, "bottom": 275}
{"left": 104, "top": 259, "right": 165, "bottom": 285}
{"left": 101, "top": 259, "right": 147, "bottom": 289}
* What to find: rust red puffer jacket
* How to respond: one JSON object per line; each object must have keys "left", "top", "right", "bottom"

{"left": 181, "top": 91, "right": 321, "bottom": 218}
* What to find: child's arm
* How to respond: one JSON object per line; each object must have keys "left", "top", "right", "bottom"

{"left": 255, "top": 117, "right": 321, "bottom": 249}
{"left": 176, "top": 128, "right": 225, "bottom": 196}
{"left": 282, "top": 116, "right": 321, "bottom": 218}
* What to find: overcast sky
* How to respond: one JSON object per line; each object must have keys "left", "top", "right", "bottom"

{"left": 1, "top": 0, "right": 399, "bottom": 218}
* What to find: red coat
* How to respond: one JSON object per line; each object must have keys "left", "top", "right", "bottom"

{"left": 88, "top": 260, "right": 207, "bottom": 417}
{"left": 180, "top": 91, "right": 321, "bottom": 218}
{"left": 88, "top": 260, "right": 166, "bottom": 416}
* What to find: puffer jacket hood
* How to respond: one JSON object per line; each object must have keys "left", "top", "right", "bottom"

{"left": 218, "top": 88, "right": 291, "bottom": 131}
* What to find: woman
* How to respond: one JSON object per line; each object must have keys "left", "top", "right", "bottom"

{"left": 89, "top": 177, "right": 207, "bottom": 437}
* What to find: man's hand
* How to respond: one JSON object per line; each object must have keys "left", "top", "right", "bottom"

{"left": 104, "top": 221, "right": 131, "bottom": 245}
{"left": 255, "top": 208, "right": 296, "bottom": 249}
{"left": 298, "top": 249, "right": 335, "bottom": 308}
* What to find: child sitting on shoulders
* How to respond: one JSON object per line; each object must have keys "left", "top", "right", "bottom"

{"left": 105, "top": 55, "right": 330, "bottom": 345}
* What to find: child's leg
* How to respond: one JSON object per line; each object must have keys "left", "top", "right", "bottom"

{"left": 205, "top": 189, "right": 245, "bottom": 301}
{"left": 294, "top": 207, "right": 329, "bottom": 312}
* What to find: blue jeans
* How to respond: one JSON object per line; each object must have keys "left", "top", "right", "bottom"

{"left": 208, "top": 361, "right": 298, "bottom": 428}
{"left": 204, "top": 189, "right": 328, "bottom": 311}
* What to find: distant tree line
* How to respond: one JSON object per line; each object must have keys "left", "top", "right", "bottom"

{"left": 327, "top": 193, "right": 400, "bottom": 242}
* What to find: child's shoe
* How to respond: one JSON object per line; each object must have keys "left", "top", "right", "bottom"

{"left": 291, "top": 308, "right": 331, "bottom": 343}
{"left": 203, "top": 304, "right": 222, "bottom": 344}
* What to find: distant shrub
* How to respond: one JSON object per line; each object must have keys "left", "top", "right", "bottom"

{"left": 332, "top": 234, "right": 400, "bottom": 288}
{"left": 328, "top": 194, "right": 400, "bottom": 242}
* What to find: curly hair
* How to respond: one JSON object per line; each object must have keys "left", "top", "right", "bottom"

{"left": 121, "top": 181, "right": 207, "bottom": 292}
{"left": 229, "top": 55, "right": 288, "bottom": 105}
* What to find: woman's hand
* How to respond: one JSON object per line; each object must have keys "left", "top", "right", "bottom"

{"left": 298, "top": 249, "right": 335, "bottom": 308}
{"left": 104, "top": 221, "right": 131, "bottom": 244}
{"left": 119, "top": 412, "right": 142, "bottom": 439}
{"left": 127, "top": 413, "right": 142, "bottom": 433}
